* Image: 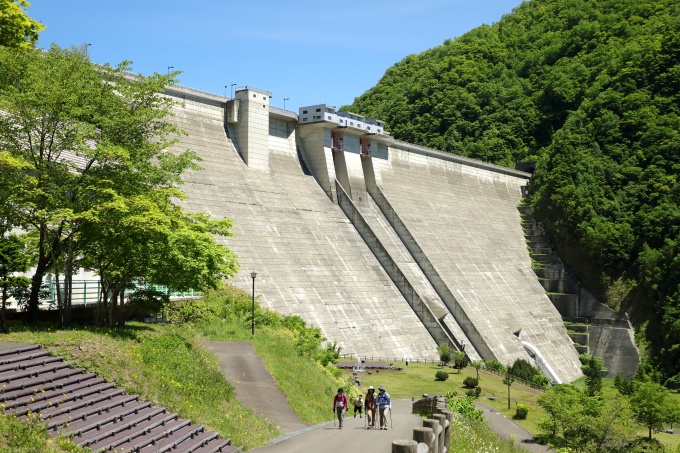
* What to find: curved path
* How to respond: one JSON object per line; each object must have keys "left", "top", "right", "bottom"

{"left": 203, "top": 341, "right": 554, "bottom": 452}
{"left": 201, "top": 341, "right": 308, "bottom": 434}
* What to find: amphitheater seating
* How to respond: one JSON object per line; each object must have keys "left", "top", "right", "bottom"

{"left": 0, "top": 344, "right": 238, "bottom": 453}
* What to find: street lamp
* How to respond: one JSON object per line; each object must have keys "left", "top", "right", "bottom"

{"left": 250, "top": 272, "right": 257, "bottom": 335}
{"left": 284, "top": 98, "right": 289, "bottom": 110}
{"left": 85, "top": 43, "right": 91, "bottom": 60}
{"left": 231, "top": 83, "right": 237, "bottom": 98}
{"left": 167, "top": 65, "right": 174, "bottom": 76}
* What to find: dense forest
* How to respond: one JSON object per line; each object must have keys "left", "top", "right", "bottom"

{"left": 346, "top": 0, "right": 680, "bottom": 383}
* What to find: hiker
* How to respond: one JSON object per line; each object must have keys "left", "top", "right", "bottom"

{"left": 332, "top": 387, "right": 348, "bottom": 429}
{"left": 354, "top": 394, "right": 363, "bottom": 418}
{"left": 376, "top": 385, "right": 391, "bottom": 430}
{"left": 364, "top": 386, "right": 377, "bottom": 428}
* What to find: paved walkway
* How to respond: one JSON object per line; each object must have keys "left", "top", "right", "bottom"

{"left": 201, "top": 342, "right": 308, "bottom": 434}
{"left": 252, "top": 399, "right": 423, "bottom": 453}
{"left": 476, "top": 403, "right": 556, "bottom": 453}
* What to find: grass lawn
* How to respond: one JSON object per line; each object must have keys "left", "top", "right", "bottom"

{"left": 354, "top": 361, "right": 680, "bottom": 451}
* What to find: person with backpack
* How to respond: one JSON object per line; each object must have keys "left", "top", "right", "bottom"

{"left": 353, "top": 394, "right": 363, "bottom": 418}
{"left": 364, "top": 386, "right": 377, "bottom": 429}
{"left": 376, "top": 385, "right": 391, "bottom": 430}
{"left": 332, "top": 387, "right": 348, "bottom": 429}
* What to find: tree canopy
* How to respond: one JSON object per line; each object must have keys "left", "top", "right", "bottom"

{"left": 345, "top": 0, "right": 680, "bottom": 382}
{"left": 0, "top": 44, "right": 238, "bottom": 326}
{"left": 0, "top": 0, "right": 44, "bottom": 48}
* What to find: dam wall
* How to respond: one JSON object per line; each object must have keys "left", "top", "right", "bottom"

{"left": 164, "top": 85, "right": 582, "bottom": 381}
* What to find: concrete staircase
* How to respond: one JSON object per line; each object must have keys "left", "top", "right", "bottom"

{"left": 518, "top": 201, "right": 640, "bottom": 378}
{"left": 0, "top": 344, "right": 238, "bottom": 453}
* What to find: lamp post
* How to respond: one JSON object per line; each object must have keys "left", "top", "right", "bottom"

{"left": 85, "top": 43, "right": 91, "bottom": 60}
{"left": 231, "top": 83, "right": 237, "bottom": 98}
{"left": 250, "top": 272, "right": 257, "bottom": 335}
{"left": 284, "top": 98, "right": 289, "bottom": 110}
{"left": 224, "top": 85, "right": 228, "bottom": 98}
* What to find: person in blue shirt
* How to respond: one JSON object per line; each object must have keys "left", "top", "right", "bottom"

{"left": 375, "top": 385, "right": 391, "bottom": 430}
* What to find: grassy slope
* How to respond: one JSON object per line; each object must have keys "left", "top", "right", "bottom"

{"left": 2, "top": 324, "right": 280, "bottom": 450}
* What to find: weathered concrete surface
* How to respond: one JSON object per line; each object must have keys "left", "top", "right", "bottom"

{"left": 168, "top": 95, "right": 439, "bottom": 361}
{"left": 370, "top": 147, "right": 582, "bottom": 382}
{"left": 202, "top": 342, "right": 307, "bottom": 434}
{"left": 166, "top": 88, "right": 582, "bottom": 381}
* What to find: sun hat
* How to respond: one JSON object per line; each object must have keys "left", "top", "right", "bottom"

{"left": 379, "top": 386, "right": 385, "bottom": 391}
{"left": 368, "top": 386, "right": 374, "bottom": 390}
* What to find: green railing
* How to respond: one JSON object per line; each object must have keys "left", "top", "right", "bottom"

{"left": 44, "top": 280, "right": 201, "bottom": 306}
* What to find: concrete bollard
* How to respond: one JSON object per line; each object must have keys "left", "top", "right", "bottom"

{"left": 432, "top": 414, "right": 447, "bottom": 453}
{"left": 441, "top": 410, "right": 453, "bottom": 451}
{"left": 413, "top": 426, "right": 435, "bottom": 453}
{"left": 392, "top": 439, "right": 418, "bottom": 453}
{"left": 423, "top": 419, "right": 442, "bottom": 453}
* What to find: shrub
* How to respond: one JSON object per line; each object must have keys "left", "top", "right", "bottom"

{"left": 628, "top": 437, "right": 665, "bottom": 452}
{"left": 435, "top": 370, "right": 449, "bottom": 381}
{"left": 465, "top": 386, "right": 481, "bottom": 398}
{"left": 447, "top": 396, "right": 484, "bottom": 422}
{"left": 510, "top": 358, "right": 541, "bottom": 382}
{"left": 485, "top": 359, "right": 506, "bottom": 372}
{"left": 438, "top": 343, "right": 451, "bottom": 363}
{"left": 127, "top": 288, "right": 170, "bottom": 317}
{"left": 463, "top": 376, "right": 479, "bottom": 388}
{"left": 514, "top": 404, "right": 529, "bottom": 420}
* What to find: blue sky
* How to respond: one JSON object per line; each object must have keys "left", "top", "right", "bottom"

{"left": 29, "top": 0, "right": 523, "bottom": 112}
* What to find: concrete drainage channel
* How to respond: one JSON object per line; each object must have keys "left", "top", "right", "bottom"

{"left": 0, "top": 344, "right": 239, "bottom": 453}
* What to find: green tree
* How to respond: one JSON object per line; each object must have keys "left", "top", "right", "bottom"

{"left": 453, "top": 351, "right": 467, "bottom": 374}
{"left": 437, "top": 343, "right": 450, "bottom": 364}
{"left": 0, "top": 0, "right": 44, "bottom": 48}
{"left": 0, "top": 45, "right": 194, "bottom": 322}
{"left": 0, "top": 233, "right": 31, "bottom": 332}
{"left": 537, "top": 384, "right": 601, "bottom": 450}
{"left": 472, "top": 359, "right": 483, "bottom": 381}
{"left": 630, "top": 382, "right": 673, "bottom": 439}
{"left": 580, "top": 353, "right": 604, "bottom": 396}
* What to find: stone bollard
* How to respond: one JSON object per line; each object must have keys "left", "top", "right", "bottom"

{"left": 392, "top": 439, "right": 418, "bottom": 453}
{"left": 413, "top": 426, "right": 435, "bottom": 453}
{"left": 432, "top": 414, "right": 448, "bottom": 453}
{"left": 423, "top": 419, "right": 442, "bottom": 453}
{"left": 440, "top": 410, "right": 453, "bottom": 451}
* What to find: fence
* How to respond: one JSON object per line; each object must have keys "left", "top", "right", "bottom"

{"left": 38, "top": 280, "right": 201, "bottom": 308}
{"left": 339, "top": 354, "right": 440, "bottom": 364}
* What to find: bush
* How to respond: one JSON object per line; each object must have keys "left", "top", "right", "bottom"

{"left": 435, "top": 370, "right": 449, "bottom": 381}
{"left": 510, "top": 358, "right": 541, "bottom": 382}
{"left": 628, "top": 437, "right": 666, "bottom": 452}
{"left": 463, "top": 376, "right": 479, "bottom": 388}
{"left": 438, "top": 343, "right": 451, "bottom": 363}
{"left": 514, "top": 404, "right": 529, "bottom": 420}
{"left": 465, "top": 386, "right": 481, "bottom": 398}
{"left": 485, "top": 359, "right": 506, "bottom": 372}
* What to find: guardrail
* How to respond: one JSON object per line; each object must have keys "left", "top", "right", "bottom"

{"left": 41, "top": 280, "right": 201, "bottom": 307}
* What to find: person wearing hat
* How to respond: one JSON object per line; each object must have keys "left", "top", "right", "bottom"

{"left": 376, "top": 385, "right": 391, "bottom": 430}
{"left": 364, "top": 386, "right": 377, "bottom": 429}
{"left": 332, "top": 387, "right": 348, "bottom": 429}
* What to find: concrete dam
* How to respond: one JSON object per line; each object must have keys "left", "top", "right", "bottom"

{"left": 166, "top": 84, "right": 584, "bottom": 383}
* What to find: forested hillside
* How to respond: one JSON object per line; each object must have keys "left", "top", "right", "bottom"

{"left": 346, "top": 0, "right": 680, "bottom": 383}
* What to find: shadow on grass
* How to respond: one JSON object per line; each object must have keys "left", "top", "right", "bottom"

{"left": 6, "top": 320, "right": 155, "bottom": 341}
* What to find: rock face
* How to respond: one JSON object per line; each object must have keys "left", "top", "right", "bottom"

{"left": 165, "top": 85, "right": 582, "bottom": 382}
